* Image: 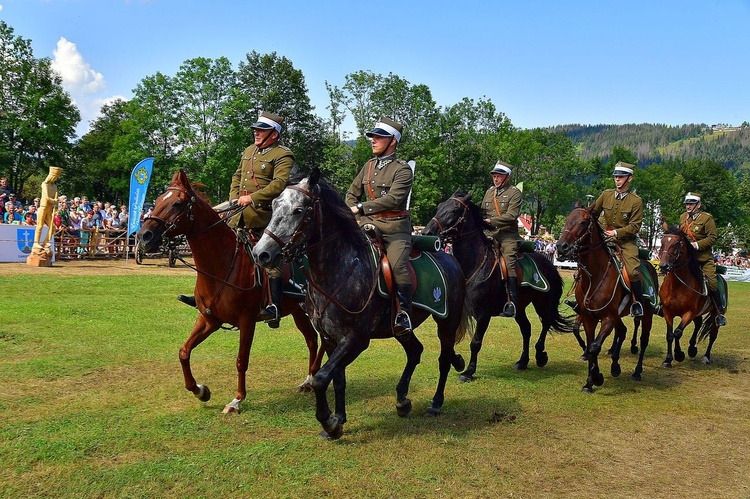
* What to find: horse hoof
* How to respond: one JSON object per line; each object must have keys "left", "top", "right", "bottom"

{"left": 322, "top": 417, "right": 343, "bottom": 440}
{"left": 593, "top": 373, "right": 604, "bottom": 386}
{"left": 424, "top": 406, "right": 441, "bottom": 417}
{"left": 675, "top": 351, "right": 686, "bottom": 363}
{"left": 195, "top": 384, "right": 211, "bottom": 402}
{"left": 536, "top": 352, "right": 549, "bottom": 368}
{"left": 581, "top": 386, "right": 593, "bottom": 393}
{"left": 513, "top": 362, "right": 528, "bottom": 371}
{"left": 222, "top": 405, "right": 239, "bottom": 415}
{"left": 632, "top": 373, "right": 642, "bottom": 382}
{"left": 611, "top": 364, "right": 621, "bottom": 377}
{"left": 452, "top": 354, "right": 465, "bottom": 372}
{"left": 630, "top": 345, "right": 639, "bottom": 355}
{"left": 458, "top": 373, "right": 475, "bottom": 383}
{"left": 662, "top": 361, "right": 673, "bottom": 368}
{"left": 688, "top": 346, "right": 698, "bottom": 358}
{"left": 396, "top": 398, "right": 412, "bottom": 418}
{"left": 297, "top": 375, "right": 314, "bottom": 393}
{"left": 701, "top": 356, "right": 710, "bottom": 365}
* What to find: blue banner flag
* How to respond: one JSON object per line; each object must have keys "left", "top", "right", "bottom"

{"left": 128, "top": 157, "right": 154, "bottom": 235}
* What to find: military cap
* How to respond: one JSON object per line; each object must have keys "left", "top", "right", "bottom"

{"left": 683, "top": 192, "right": 701, "bottom": 204}
{"left": 490, "top": 160, "right": 513, "bottom": 175}
{"left": 613, "top": 161, "right": 635, "bottom": 176}
{"left": 365, "top": 116, "right": 403, "bottom": 143}
{"left": 251, "top": 111, "right": 284, "bottom": 133}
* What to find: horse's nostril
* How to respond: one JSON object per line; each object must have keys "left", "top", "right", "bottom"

{"left": 257, "top": 251, "right": 270, "bottom": 265}
{"left": 141, "top": 231, "right": 152, "bottom": 243}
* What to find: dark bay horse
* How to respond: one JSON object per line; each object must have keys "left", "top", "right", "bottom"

{"left": 658, "top": 226, "right": 727, "bottom": 366}
{"left": 556, "top": 203, "right": 659, "bottom": 392}
{"left": 422, "top": 191, "right": 576, "bottom": 381}
{"left": 253, "top": 168, "right": 472, "bottom": 439}
{"left": 136, "top": 169, "right": 320, "bottom": 413}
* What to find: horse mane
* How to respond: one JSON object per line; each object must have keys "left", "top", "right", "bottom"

{"left": 287, "top": 169, "right": 368, "bottom": 251}
{"left": 664, "top": 225, "right": 703, "bottom": 279}
{"left": 189, "top": 182, "right": 212, "bottom": 204}
{"left": 453, "top": 190, "right": 492, "bottom": 233}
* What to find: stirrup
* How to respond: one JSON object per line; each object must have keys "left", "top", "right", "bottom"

{"left": 393, "top": 311, "right": 413, "bottom": 336}
{"left": 715, "top": 314, "right": 727, "bottom": 327}
{"left": 502, "top": 301, "right": 517, "bottom": 318}
{"left": 259, "top": 304, "right": 279, "bottom": 322}
{"left": 630, "top": 301, "right": 644, "bottom": 317}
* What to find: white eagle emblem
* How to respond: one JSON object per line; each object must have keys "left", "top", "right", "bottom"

{"left": 432, "top": 287, "right": 442, "bottom": 302}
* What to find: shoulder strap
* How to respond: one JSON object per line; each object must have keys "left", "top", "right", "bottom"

{"left": 364, "top": 159, "right": 377, "bottom": 200}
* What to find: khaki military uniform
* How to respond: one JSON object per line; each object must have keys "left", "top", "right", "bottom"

{"left": 592, "top": 188, "right": 643, "bottom": 281}
{"left": 345, "top": 154, "right": 413, "bottom": 283}
{"left": 680, "top": 210, "right": 719, "bottom": 290}
{"left": 229, "top": 143, "right": 295, "bottom": 230}
{"left": 481, "top": 184, "right": 522, "bottom": 271}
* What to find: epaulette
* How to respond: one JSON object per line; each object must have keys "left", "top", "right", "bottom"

{"left": 277, "top": 145, "right": 292, "bottom": 152}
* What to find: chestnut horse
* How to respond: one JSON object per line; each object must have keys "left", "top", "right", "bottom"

{"left": 422, "top": 191, "right": 577, "bottom": 380}
{"left": 253, "top": 168, "right": 472, "bottom": 439}
{"left": 556, "top": 203, "right": 659, "bottom": 392}
{"left": 658, "top": 226, "right": 728, "bottom": 366}
{"left": 136, "top": 169, "right": 320, "bottom": 413}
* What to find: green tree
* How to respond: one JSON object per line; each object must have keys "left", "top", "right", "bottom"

{"left": 0, "top": 20, "right": 80, "bottom": 194}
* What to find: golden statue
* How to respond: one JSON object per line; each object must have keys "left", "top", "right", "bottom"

{"left": 27, "top": 166, "right": 62, "bottom": 266}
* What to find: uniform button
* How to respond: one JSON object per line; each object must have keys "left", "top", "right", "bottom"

{"left": 370, "top": 180, "right": 374, "bottom": 184}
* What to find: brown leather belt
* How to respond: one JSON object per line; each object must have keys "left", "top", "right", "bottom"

{"left": 239, "top": 190, "right": 252, "bottom": 196}
{"left": 369, "top": 210, "right": 410, "bottom": 220}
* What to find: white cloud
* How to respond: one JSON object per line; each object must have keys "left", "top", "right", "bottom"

{"left": 50, "top": 37, "right": 123, "bottom": 137}
{"left": 0, "top": 5, "right": 3, "bottom": 14}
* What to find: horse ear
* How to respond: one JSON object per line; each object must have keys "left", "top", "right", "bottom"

{"left": 464, "top": 191, "right": 473, "bottom": 201}
{"left": 452, "top": 188, "right": 461, "bottom": 197}
{"left": 309, "top": 167, "right": 320, "bottom": 187}
{"left": 173, "top": 169, "right": 184, "bottom": 184}
{"left": 574, "top": 199, "right": 583, "bottom": 208}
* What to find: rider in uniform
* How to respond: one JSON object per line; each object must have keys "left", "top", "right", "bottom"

{"left": 676, "top": 192, "right": 726, "bottom": 326}
{"left": 591, "top": 161, "right": 645, "bottom": 317}
{"left": 480, "top": 160, "right": 523, "bottom": 317}
{"left": 345, "top": 116, "right": 414, "bottom": 335}
{"left": 178, "top": 111, "right": 295, "bottom": 328}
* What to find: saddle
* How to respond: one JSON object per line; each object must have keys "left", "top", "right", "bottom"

{"left": 363, "top": 225, "right": 450, "bottom": 318}
{"left": 606, "top": 244, "right": 658, "bottom": 307}
{"left": 492, "top": 240, "right": 551, "bottom": 292}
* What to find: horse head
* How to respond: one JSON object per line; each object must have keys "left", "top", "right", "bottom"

{"left": 422, "top": 189, "right": 474, "bottom": 242}
{"left": 556, "top": 204, "right": 598, "bottom": 261}
{"left": 137, "top": 169, "right": 210, "bottom": 253}
{"left": 659, "top": 226, "right": 692, "bottom": 273}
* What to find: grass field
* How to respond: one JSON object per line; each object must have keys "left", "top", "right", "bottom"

{"left": 1, "top": 260, "right": 749, "bottom": 498}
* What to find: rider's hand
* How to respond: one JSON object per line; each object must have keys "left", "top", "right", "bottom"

{"left": 237, "top": 195, "right": 254, "bottom": 207}
{"left": 604, "top": 229, "right": 617, "bottom": 240}
{"left": 692, "top": 242, "right": 699, "bottom": 250}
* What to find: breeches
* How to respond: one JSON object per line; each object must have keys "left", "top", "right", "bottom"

{"left": 383, "top": 232, "right": 412, "bottom": 284}
{"left": 620, "top": 241, "right": 641, "bottom": 281}
{"left": 266, "top": 266, "right": 282, "bottom": 279}
{"left": 498, "top": 239, "right": 519, "bottom": 272}
{"left": 700, "top": 258, "right": 718, "bottom": 290}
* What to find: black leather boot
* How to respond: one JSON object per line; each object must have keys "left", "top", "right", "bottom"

{"left": 630, "top": 279, "right": 644, "bottom": 317}
{"left": 259, "top": 276, "right": 283, "bottom": 328}
{"left": 709, "top": 288, "right": 727, "bottom": 326}
{"left": 177, "top": 294, "right": 197, "bottom": 308}
{"left": 502, "top": 276, "right": 519, "bottom": 317}
{"left": 564, "top": 297, "right": 581, "bottom": 315}
{"left": 394, "top": 283, "right": 413, "bottom": 336}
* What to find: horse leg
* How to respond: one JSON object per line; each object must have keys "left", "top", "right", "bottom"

{"left": 662, "top": 315, "right": 675, "bottom": 368}
{"left": 581, "top": 314, "right": 604, "bottom": 392}
{"left": 632, "top": 314, "right": 652, "bottom": 381}
{"left": 688, "top": 315, "right": 702, "bottom": 359}
{"left": 674, "top": 312, "right": 695, "bottom": 363}
{"left": 291, "top": 307, "right": 320, "bottom": 392}
{"left": 425, "top": 322, "right": 457, "bottom": 417}
{"left": 394, "top": 333, "right": 425, "bottom": 417}
{"left": 609, "top": 320, "right": 626, "bottom": 378}
{"left": 312, "top": 335, "right": 369, "bottom": 440}
{"left": 179, "top": 315, "right": 221, "bottom": 404}
{"left": 702, "top": 320, "right": 719, "bottom": 364}
{"left": 459, "top": 314, "right": 491, "bottom": 382}
{"left": 630, "top": 317, "right": 640, "bottom": 354}
{"left": 223, "top": 317, "right": 257, "bottom": 414}
{"left": 572, "top": 315, "right": 587, "bottom": 361}
{"left": 514, "top": 310, "right": 532, "bottom": 370}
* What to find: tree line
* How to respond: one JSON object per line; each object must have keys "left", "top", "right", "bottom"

{"left": 2, "top": 20, "right": 749, "bottom": 252}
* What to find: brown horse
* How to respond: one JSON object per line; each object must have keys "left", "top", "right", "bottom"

{"left": 556, "top": 203, "right": 659, "bottom": 392}
{"left": 136, "top": 169, "right": 320, "bottom": 413}
{"left": 658, "top": 226, "right": 727, "bottom": 366}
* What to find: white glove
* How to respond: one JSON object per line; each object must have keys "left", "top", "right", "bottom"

{"left": 692, "top": 242, "right": 699, "bottom": 250}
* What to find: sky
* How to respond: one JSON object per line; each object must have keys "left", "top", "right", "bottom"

{"left": 2, "top": 0, "right": 750, "bottom": 138}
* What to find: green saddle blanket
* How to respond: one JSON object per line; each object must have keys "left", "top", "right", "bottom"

{"left": 281, "top": 256, "right": 309, "bottom": 298}
{"left": 612, "top": 257, "right": 658, "bottom": 307}
{"left": 717, "top": 275, "right": 728, "bottom": 310}
{"left": 371, "top": 246, "right": 450, "bottom": 318}
{"left": 517, "top": 253, "right": 551, "bottom": 292}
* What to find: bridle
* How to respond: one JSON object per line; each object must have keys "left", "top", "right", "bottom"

{"left": 658, "top": 235, "right": 688, "bottom": 273}
{"left": 262, "top": 184, "right": 323, "bottom": 261}
{"left": 559, "top": 208, "right": 603, "bottom": 259}
{"left": 430, "top": 196, "right": 482, "bottom": 243}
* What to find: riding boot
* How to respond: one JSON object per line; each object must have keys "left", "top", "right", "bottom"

{"left": 502, "top": 276, "right": 519, "bottom": 318}
{"left": 259, "top": 276, "right": 283, "bottom": 328}
{"left": 564, "top": 297, "right": 581, "bottom": 315}
{"left": 630, "top": 279, "right": 644, "bottom": 317}
{"left": 393, "top": 283, "right": 413, "bottom": 336}
{"left": 709, "top": 288, "right": 727, "bottom": 326}
{"left": 177, "top": 294, "right": 197, "bottom": 308}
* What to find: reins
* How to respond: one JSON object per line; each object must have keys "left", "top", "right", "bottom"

{"left": 659, "top": 236, "right": 704, "bottom": 296}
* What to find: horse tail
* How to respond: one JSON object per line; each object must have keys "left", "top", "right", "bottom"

{"left": 697, "top": 315, "right": 713, "bottom": 343}
{"left": 536, "top": 253, "right": 578, "bottom": 334}
{"left": 455, "top": 292, "right": 476, "bottom": 344}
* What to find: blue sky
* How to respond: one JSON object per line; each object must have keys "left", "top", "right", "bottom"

{"left": 2, "top": 0, "right": 749, "bottom": 137}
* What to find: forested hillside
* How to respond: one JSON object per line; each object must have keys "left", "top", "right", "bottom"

{"left": 552, "top": 123, "right": 750, "bottom": 170}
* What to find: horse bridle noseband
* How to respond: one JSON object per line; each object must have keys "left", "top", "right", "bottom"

{"left": 430, "top": 196, "right": 484, "bottom": 243}
{"left": 658, "top": 235, "right": 688, "bottom": 272}
{"left": 262, "top": 185, "right": 322, "bottom": 261}
{"left": 560, "top": 208, "right": 604, "bottom": 259}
